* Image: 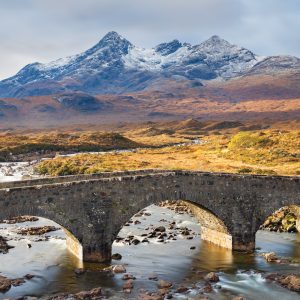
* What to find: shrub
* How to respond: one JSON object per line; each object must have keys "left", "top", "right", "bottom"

{"left": 237, "top": 167, "right": 253, "bottom": 174}
{"left": 228, "top": 131, "right": 272, "bottom": 150}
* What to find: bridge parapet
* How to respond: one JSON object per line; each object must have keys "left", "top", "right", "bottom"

{"left": 0, "top": 169, "right": 174, "bottom": 189}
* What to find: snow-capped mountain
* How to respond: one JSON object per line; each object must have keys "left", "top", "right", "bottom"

{"left": 0, "top": 31, "right": 299, "bottom": 98}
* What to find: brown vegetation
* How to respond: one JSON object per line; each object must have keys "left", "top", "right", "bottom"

{"left": 36, "top": 127, "right": 300, "bottom": 176}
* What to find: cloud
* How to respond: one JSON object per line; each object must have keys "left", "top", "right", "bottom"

{"left": 0, "top": 0, "right": 299, "bottom": 79}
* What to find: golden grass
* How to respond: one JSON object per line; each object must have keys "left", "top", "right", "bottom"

{"left": 36, "top": 130, "right": 300, "bottom": 176}
{"left": 0, "top": 132, "right": 142, "bottom": 161}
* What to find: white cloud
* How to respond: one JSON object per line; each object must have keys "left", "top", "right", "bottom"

{"left": 0, "top": 0, "right": 299, "bottom": 79}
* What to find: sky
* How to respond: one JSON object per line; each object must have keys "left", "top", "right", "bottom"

{"left": 0, "top": 0, "right": 299, "bottom": 79}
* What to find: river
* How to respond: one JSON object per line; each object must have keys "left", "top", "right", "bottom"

{"left": 0, "top": 205, "right": 300, "bottom": 299}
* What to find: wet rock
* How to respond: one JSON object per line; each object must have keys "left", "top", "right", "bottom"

{"left": 134, "top": 213, "right": 143, "bottom": 217}
{"left": 158, "top": 288, "right": 170, "bottom": 297}
{"left": 147, "top": 232, "right": 156, "bottom": 238}
{"left": 262, "top": 252, "right": 278, "bottom": 262}
{"left": 148, "top": 274, "right": 158, "bottom": 281}
{"left": 158, "top": 200, "right": 194, "bottom": 216}
{"left": 10, "top": 278, "right": 26, "bottom": 286}
{"left": 123, "top": 279, "right": 134, "bottom": 293}
{"left": 132, "top": 239, "right": 140, "bottom": 245}
{"left": 122, "top": 274, "right": 136, "bottom": 280}
{"left": 176, "top": 286, "right": 188, "bottom": 293}
{"left": 16, "top": 226, "right": 59, "bottom": 236}
{"left": 0, "top": 276, "right": 12, "bottom": 292}
{"left": 115, "top": 236, "right": 124, "bottom": 242}
{"left": 154, "top": 226, "right": 166, "bottom": 232}
{"left": 1, "top": 216, "right": 39, "bottom": 224}
{"left": 278, "top": 274, "right": 300, "bottom": 292}
{"left": 0, "top": 236, "right": 14, "bottom": 254}
{"left": 111, "top": 253, "right": 122, "bottom": 260}
{"left": 74, "top": 287, "right": 102, "bottom": 299}
{"left": 158, "top": 280, "right": 172, "bottom": 289}
{"left": 0, "top": 275, "right": 28, "bottom": 293}
{"left": 112, "top": 265, "right": 126, "bottom": 273}
{"left": 134, "top": 220, "right": 141, "bottom": 225}
{"left": 260, "top": 207, "right": 298, "bottom": 233}
{"left": 202, "top": 282, "right": 213, "bottom": 293}
{"left": 138, "top": 291, "right": 164, "bottom": 300}
{"left": 204, "top": 272, "right": 219, "bottom": 282}
{"left": 74, "top": 268, "right": 86, "bottom": 276}
{"left": 264, "top": 273, "right": 300, "bottom": 292}
{"left": 181, "top": 229, "right": 190, "bottom": 236}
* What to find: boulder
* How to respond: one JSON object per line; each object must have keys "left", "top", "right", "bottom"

{"left": 111, "top": 253, "right": 122, "bottom": 260}
{"left": 262, "top": 252, "right": 278, "bottom": 262}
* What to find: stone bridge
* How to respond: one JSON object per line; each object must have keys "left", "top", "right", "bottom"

{"left": 0, "top": 170, "right": 299, "bottom": 262}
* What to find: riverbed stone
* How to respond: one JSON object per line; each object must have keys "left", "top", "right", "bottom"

{"left": 262, "top": 252, "right": 278, "bottom": 262}
{"left": 123, "top": 279, "right": 134, "bottom": 293}
{"left": 111, "top": 253, "right": 122, "bottom": 260}
{"left": 158, "top": 280, "right": 172, "bottom": 289}
{"left": 112, "top": 265, "right": 126, "bottom": 273}
{"left": 204, "top": 272, "right": 219, "bottom": 282}
{"left": 279, "top": 274, "right": 300, "bottom": 292}
{"left": 155, "top": 226, "right": 166, "bottom": 232}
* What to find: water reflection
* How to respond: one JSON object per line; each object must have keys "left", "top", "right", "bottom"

{"left": 190, "top": 240, "right": 234, "bottom": 271}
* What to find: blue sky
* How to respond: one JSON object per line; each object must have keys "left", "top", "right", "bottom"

{"left": 0, "top": 0, "right": 299, "bottom": 79}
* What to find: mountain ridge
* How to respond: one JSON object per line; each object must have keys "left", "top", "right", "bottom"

{"left": 1, "top": 31, "right": 299, "bottom": 98}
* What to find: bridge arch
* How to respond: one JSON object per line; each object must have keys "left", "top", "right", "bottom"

{"left": 111, "top": 198, "right": 233, "bottom": 253}
{"left": 0, "top": 206, "right": 84, "bottom": 260}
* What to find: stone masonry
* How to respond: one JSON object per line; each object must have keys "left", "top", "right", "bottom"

{"left": 0, "top": 170, "right": 299, "bottom": 262}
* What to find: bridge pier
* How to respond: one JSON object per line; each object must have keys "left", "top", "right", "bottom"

{"left": 200, "top": 227, "right": 256, "bottom": 252}
{"left": 200, "top": 227, "right": 232, "bottom": 249}
{"left": 232, "top": 232, "right": 256, "bottom": 252}
{"left": 64, "top": 229, "right": 83, "bottom": 260}
{"left": 82, "top": 243, "right": 112, "bottom": 263}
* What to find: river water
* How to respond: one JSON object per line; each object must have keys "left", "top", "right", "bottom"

{"left": 0, "top": 205, "right": 300, "bottom": 300}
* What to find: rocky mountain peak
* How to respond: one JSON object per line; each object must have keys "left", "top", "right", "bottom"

{"left": 0, "top": 32, "right": 298, "bottom": 98}
{"left": 95, "top": 31, "right": 132, "bottom": 52}
{"left": 198, "top": 35, "right": 239, "bottom": 52}
{"left": 155, "top": 39, "right": 183, "bottom": 56}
